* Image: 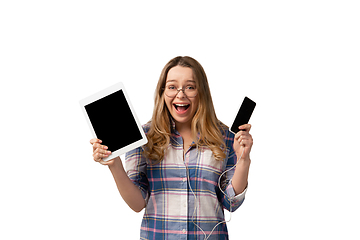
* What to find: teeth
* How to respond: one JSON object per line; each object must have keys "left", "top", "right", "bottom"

{"left": 175, "top": 104, "right": 189, "bottom": 106}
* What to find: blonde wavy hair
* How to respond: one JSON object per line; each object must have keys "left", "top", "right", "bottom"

{"left": 143, "top": 56, "right": 227, "bottom": 162}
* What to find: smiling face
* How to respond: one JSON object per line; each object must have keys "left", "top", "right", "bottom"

{"left": 164, "top": 66, "right": 199, "bottom": 129}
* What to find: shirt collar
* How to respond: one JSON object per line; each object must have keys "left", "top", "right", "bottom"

{"left": 169, "top": 117, "right": 180, "bottom": 135}
{"left": 169, "top": 116, "right": 200, "bottom": 143}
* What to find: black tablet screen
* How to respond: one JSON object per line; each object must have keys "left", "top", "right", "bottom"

{"left": 84, "top": 90, "right": 143, "bottom": 152}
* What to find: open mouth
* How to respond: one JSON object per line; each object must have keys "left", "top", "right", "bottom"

{"left": 173, "top": 103, "right": 190, "bottom": 113}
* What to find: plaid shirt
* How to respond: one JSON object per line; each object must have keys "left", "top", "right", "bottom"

{"left": 125, "top": 121, "right": 247, "bottom": 240}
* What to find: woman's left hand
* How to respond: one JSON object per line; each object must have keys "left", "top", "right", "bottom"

{"left": 233, "top": 124, "right": 253, "bottom": 161}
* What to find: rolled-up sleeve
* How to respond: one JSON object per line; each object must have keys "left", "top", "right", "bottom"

{"left": 223, "top": 180, "right": 247, "bottom": 211}
{"left": 218, "top": 162, "right": 247, "bottom": 212}
{"left": 125, "top": 146, "right": 150, "bottom": 203}
{"left": 218, "top": 129, "right": 247, "bottom": 212}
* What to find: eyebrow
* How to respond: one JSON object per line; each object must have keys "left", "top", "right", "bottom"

{"left": 166, "top": 80, "right": 196, "bottom": 83}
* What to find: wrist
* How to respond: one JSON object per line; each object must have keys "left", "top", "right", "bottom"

{"left": 235, "top": 150, "right": 250, "bottom": 162}
{"left": 237, "top": 156, "right": 251, "bottom": 165}
{"left": 107, "top": 157, "right": 122, "bottom": 170}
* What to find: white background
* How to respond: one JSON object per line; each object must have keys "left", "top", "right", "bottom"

{"left": 1, "top": 0, "right": 359, "bottom": 239}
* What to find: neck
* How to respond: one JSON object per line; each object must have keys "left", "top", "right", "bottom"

{"left": 175, "top": 121, "right": 194, "bottom": 151}
{"left": 175, "top": 121, "right": 192, "bottom": 135}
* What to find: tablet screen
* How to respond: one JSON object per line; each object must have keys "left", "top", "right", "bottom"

{"left": 84, "top": 89, "right": 143, "bottom": 152}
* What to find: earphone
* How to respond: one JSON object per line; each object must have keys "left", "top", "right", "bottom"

{"left": 185, "top": 147, "right": 245, "bottom": 240}
{"left": 143, "top": 144, "right": 245, "bottom": 240}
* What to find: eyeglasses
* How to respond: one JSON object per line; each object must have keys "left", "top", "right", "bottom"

{"left": 163, "top": 84, "right": 198, "bottom": 98}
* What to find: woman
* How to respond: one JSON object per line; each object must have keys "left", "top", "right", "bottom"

{"left": 90, "top": 56, "right": 253, "bottom": 240}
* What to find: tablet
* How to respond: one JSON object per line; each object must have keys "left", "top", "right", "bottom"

{"left": 79, "top": 82, "right": 148, "bottom": 161}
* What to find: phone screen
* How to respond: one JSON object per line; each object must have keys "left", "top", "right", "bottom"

{"left": 230, "top": 97, "right": 256, "bottom": 133}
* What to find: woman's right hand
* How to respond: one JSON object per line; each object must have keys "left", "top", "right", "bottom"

{"left": 90, "top": 138, "right": 114, "bottom": 165}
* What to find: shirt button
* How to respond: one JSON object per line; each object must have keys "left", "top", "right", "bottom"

{"left": 182, "top": 229, "right": 186, "bottom": 233}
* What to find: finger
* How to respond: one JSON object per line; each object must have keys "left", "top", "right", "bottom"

{"left": 235, "top": 131, "right": 244, "bottom": 139}
{"left": 235, "top": 131, "right": 251, "bottom": 140}
{"left": 93, "top": 152, "right": 102, "bottom": 162}
{"left": 238, "top": 137, "right": 253, "bottom": 147}
{"left": 90, "top": 138, "right": 102, "bottom": 145}
{"left": 238, "top": 124, "right": 251, "bottom": 132}
{"left": 93, "top": 151, "right": 100, "bottom": 160}
{"left": 92, "top": 143, "right": 99, "bottom": 151}
{"left": 238, "top": 137, "right": 246, "bottom": 145}
{"left": 97, "top": 156, "right": 115, "bottom": 165}
{"left": 94, "top": 149, "right": 111, "bottom": 158}
{"left": 236, "top": 134, "right": 243, "bottom": 142}
{"left": 99, "top": 158, "right": 113, "bottom": 166}
{"left": 96, "top": 144, "right": 108, "bottom": 151}
{"left": 237, "top": 139, "right": 246, "bottom": 147}
{"left": 91, "top": 138, "right": 103, "bottom": 150}
{"left": 94, "top": 147, "right": 111, "bottom": 155}
{"left": 92, "top": 143, "right": 108, "bottom": 152}
{"left": 100, "top": 156, "right": 120, "bottom": 166}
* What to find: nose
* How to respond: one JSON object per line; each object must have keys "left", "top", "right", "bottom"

{"left": 176, "top": 89, "right": 186, "bottom": 98}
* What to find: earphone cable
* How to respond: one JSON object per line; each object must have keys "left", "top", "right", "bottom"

{"left": 186, "top": 147, "right": 245, "bottom": 240}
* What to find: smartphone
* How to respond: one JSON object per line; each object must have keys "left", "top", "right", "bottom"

{"left": 230, "top": 96, "right": 256, "bottom": 134}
